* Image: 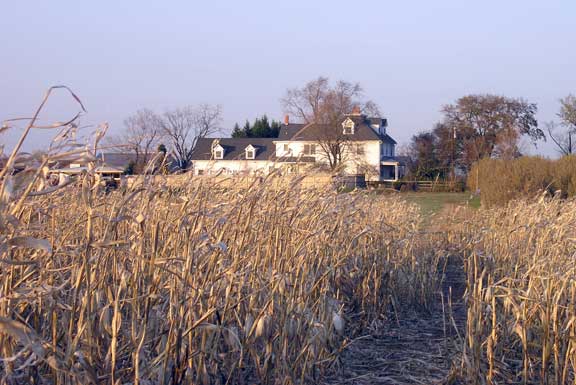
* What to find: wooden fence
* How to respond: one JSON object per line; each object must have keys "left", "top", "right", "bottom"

{"left": 371, "top": 180, "right": 466, "bottom": 192}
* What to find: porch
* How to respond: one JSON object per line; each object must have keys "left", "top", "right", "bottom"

{"left": 380, "top": 161, "right": 401, "bottom": 181}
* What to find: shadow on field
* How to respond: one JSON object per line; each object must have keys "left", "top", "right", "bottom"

{"left": 322, "top": 197, "right": 471, "bottom": 385}
{"left": 322, "top": 255, "right": 467, "bottom": 385}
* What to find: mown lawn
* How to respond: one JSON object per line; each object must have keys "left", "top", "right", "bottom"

{"left": 400, "top": 192, "right": 480, "bottom": 217}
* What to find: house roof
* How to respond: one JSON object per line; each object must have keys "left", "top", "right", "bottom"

{"left": 99, "top": 152, "right": 177, "bottom": 170}
{"left": 98, "top": 153, "right": 139, "bottom": 169}
{"left": 49, "top": 152, "right": 177, "bottom": 173}
{"left": 380, "top": 134, "right": 397, "bottom": 145}
{"left": 278, "top": 116, "right": 396, "bottom": 144}
{"left": 191, "top": 138, "right": 276, "bottom": 161}
{"left": 49, "top": 166, "right": 124, "bottom": 174}
{"left": 278, "top": 124, "right": 306, "bottom": 140}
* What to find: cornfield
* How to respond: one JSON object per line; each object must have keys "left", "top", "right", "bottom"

{"left": 456, "top": 197, "right": 576, "bottom": 384}
{"left": 2, "top": 88, "right": 576, "bottom": 384}
{"left": 0, "top": 138, "right": 446, "bottom": 383}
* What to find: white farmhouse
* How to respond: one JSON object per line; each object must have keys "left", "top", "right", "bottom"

{"left": 191, "top": 109, "right": 404, "bottom": 182}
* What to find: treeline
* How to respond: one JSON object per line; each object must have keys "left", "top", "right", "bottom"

{"left": 231, "top": 115, "right": 282, "bottom": 138}
{"left": 405, "top": 94, "right": 576, "bottom": 180}
{"left": 469, "top": 156, "right": 576, "bottom": 206}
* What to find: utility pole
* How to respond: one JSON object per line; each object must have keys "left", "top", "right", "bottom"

{"left": 451, "top": 126, "right": 457, "bottom": 183}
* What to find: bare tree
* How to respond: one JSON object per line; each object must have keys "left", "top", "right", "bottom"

{"left": 106, "top": 109, "right": 164, "bottom": 172}
{"left": 281, "top": 77, "right": 380, "bottom": 170}
{"left": 548, "top": 95, "right": 576, "bottom": 156}
{"left": 161, "top": 104, "right": 222, "bottom": 170}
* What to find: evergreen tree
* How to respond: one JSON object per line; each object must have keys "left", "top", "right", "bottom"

{"left": 230, "top": 116, "right": 282, "bottom": 138}
{"left": 270, "top": 120, "right": 281, "bottom": 137}
{"left": 251, "top": 115, "right": 270, "bottom": 137}
{"left": 243, "top": 120, "right": 252, "bottom": 137}
{"left": 231, "top": 123, "right": 246, "bottom": 138}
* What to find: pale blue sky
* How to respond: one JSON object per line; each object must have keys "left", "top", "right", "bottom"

{"left": 1, "top": 1, "right": 575, "bottom": 156}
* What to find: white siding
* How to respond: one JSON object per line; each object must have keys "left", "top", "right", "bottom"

{"left": 193, "top": 160, "right": 275, "bottom": 176}
{"left": 194, "top": 138, "right": 396, "bottom": 182}
{"left": 274, "top": 141, "right": 318, "bottom": 159}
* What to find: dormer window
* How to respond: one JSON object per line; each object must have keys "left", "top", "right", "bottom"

{"left": 212, "top": 144, "right": 224, "bottom": 159}
{"left": 245, "top": 144, "right": 256, "bottom": 160}
{"left": 342, "top": 118, "right": 355, "bottom": 135}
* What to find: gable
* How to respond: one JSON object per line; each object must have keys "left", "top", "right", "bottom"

{"left": 289, "top": 119, "right": 382, "bottom": 142}
{"left": 342, "top": 117, "right": 355, "bottom": 134}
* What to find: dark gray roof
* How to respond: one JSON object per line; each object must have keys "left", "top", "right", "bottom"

{"left": 98, "top": 152, "right": 176, "bottom": 169}
{"left": 280, "top": 116, "right": 396, "bottom": 143}
{"left": 191, "top": 138, "right": 276, "bottom": 161}
{"left": 394, "top": 156, "right": 410, "bottom": 165}
{"left": 98, "top": 153, "right": 139, "bottom": 169}
{"left": 380, "top": 134, "right": 397, "bottom": 145}
{"left": 278, "top": 124, "right": 305, "bottom": 140}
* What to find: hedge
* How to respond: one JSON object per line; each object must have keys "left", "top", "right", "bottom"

{"left": 467, "top": 155, "right": 576, "bottom": 206}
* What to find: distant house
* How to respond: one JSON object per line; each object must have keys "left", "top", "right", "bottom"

{"left": 191, "top": 109, "right": 405, "bottom": 182}
{"left": 47, "top": 151, "right": 176, "bottom": 187}
{"left": 191, "top": 137, "right": 299, "bottom": 176}
{"left": 48, "top": 164, "right": 124, "bottom": 187}
{"left": 0, "top": 153, "right": 40, "bottom": 176}
{"left": 95, "top": 152, "right": 177, "bottom": 173}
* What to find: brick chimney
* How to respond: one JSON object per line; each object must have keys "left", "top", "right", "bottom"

{"left": 351, "top": 105, "right": 361, "bottom": 115}
{"left": 284, "top": 114, "right": 290, "bottom": 125}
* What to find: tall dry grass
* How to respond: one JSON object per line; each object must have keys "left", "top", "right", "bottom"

{"left": 0, "top": 174, "right": 447, "bottom": 384}
{"left": 456, "top": 197, "right": 576, "bottom": 384}
{"left": 0, "top": 88, "right": 447, "bottom": 384}
{"left": 468, "top": 156, "right": 576, "bottom": 206}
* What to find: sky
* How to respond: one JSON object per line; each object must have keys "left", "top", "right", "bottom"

{"left": 1, "top": 0, "right": 575, "bottom": 156}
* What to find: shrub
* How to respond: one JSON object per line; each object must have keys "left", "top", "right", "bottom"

{"left": 467, "top": 156, "right": 576, "bottom": 206}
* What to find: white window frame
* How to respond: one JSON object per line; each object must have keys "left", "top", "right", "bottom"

{"left": 342, "top": 118, "right": 355, "bottom": 135}
{"left": 213, "top": 149, "right": 223, "bottom": 159}
{"left": 283, "top": 144, "right": 290, "bottom": 153}
{"left": 245, "top": 145, "right": 256, "bottom": 160}
{"left": 303, "top": 144, "right": 316, "bottom": 155}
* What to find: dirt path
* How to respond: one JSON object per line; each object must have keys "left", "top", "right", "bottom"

{"left": 323, "top": 256, "right": 467, "bottom": 385}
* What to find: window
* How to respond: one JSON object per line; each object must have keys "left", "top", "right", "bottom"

{"left": 342, "top": 118, "right": 355, "bottom": 135}
{"left": 303, "top": 144, "right": 316, "bottom": 155}
{"left": 245, "top": 145, "right": 256, "bottom": 159}
{"left": 356, "top": 144, "right": 365, "bottom": 155}
{"left": 283, "top": 144, "right": 290, "bottom": 153}
{"left": 212, "top": 141, "right": 224, "bottom": 159}
{"left": 384, "top": 143, "right": 394, "bottom": 157}
{"left": 197, "top": 169, "right": 204, "bottom": 175}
